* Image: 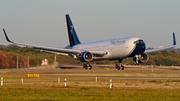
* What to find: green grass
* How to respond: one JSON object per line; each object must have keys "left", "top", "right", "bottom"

{"left": 0, "top": 67, "right": 180, "bottom": 101}
{"left": 0, "top": 85, "right": 180, "bottom": 101}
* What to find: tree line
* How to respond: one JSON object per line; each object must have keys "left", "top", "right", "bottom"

{"left": 0, "top": 45, "right": 180, "bottom": 69}
{"left": 0, "top": 45, "right": 55, "bottom": 69}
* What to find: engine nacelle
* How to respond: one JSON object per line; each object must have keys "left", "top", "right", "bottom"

{"left": 78, "top": 51, "right": 93, "bottom": 62}
{"left": 133, "top": 53, "right": 149, "bottom": 64}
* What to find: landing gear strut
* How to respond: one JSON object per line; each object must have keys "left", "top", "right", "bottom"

{"left": 133, "top": 54, "right": 140, "bottom": 65}
{"left": 115, "top": 59, "right": 124, "bottom": 70}
{"left": 83, "top": 63, "right": 92, "bottom": 70}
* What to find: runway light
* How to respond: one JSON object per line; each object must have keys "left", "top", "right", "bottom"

{"left": 110, "top": 79, "right": 112, "bottom": 89}
{"left": 58, "top": 78, "right": 60, "bottom": 83}
{"left": 1, "top": 77, "right": 3, "bottom": 86}
{"left": 21, "top": 78, "right": 24, "bottom": 84}
{"left": 64, "top": 79, "right": 67, "bottom": 87}
{"left": 95, "top": 77, "right": 97, "bottom": 82}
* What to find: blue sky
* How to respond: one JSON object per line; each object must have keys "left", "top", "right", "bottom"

{"left": 0, "top": 0, "right": 180, "bottom": 48}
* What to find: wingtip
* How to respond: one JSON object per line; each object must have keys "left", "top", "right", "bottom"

{"left": 173, "top": 32, "right": 176, "bottom": 46}
{"left": 65, "top": 14, "right": 70, "bottom": 17}
{"left": 2, "top": 28, "right": 14, "bottom": 43}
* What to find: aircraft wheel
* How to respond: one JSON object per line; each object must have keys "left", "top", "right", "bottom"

{"left": 115, "top": 65, "right": 120, "bottom": 70}
{"left": 121, "top": 65, "right": 124, "bottom": 70}
{"left": 83, "top": 64, "right": 88, "bottom": 70}
{"left": 115, "top": 64, "right": 118, "bottom": 69}
{"left": 89, "top": 65, "right": 92, "bottom": 70}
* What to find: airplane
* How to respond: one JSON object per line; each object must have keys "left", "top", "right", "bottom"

{"left": 2, "top": 14, "right": 176, "bottom": 70}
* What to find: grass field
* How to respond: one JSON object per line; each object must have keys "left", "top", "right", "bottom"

{"left": 0, "top": 66, "right": 180, "bottom": 101}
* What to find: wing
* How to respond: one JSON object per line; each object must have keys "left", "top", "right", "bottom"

{"left": 144, "top": 32, "right": 176, "bottom": 54}
{"left": 3, "top": 29, "right": 107, "bottom": 56}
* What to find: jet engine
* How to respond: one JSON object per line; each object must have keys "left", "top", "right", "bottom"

{"left": 78, "top": 51, "right": 93, "bottom": 62}
{"left": 133, "top": 53, "right": 149, "bottom": 64}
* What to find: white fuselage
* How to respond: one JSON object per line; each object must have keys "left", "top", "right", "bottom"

{"left": 72, "top": 37, "right": 145, "bottom": 60}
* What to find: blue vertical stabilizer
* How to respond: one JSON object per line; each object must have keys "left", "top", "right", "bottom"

{"left": 66, "top": 14, "right": 81, "bottom": 47}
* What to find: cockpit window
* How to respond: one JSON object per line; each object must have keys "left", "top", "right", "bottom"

{"left": 133, "top": 40, "right": 144, "bottom": 44}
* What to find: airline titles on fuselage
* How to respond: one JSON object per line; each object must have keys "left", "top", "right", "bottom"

{"left": 110, "top": 39, "right": 126, "bottom": 46}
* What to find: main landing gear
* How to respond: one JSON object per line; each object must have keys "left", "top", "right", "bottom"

{"left": 115, "top": 59, "right": 124, "bottom": 70}
{"left": 83, "top": 63, "right": 92, "bottom": 70}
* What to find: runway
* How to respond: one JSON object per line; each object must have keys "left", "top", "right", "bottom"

{"left": 0, "top": 66, "right": 180, "bottom": 90}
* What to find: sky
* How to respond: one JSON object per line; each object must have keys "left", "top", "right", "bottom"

{"left": 0, "top": 0, "right": 180, "bottom": 48}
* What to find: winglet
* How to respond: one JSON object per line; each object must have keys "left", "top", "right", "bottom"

{"left": 2, "top": 28, "right": 14, "bottom": 43}
{"left": 173, "top": 32, "right": 176, "bottom": 46}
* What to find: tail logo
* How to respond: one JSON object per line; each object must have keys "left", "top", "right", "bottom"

{"left": 66, "top": 14, "right": 81, "bottom": 47}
